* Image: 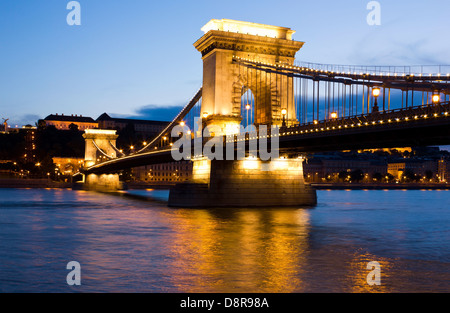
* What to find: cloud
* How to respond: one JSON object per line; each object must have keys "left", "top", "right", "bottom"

{"left": 8, "top": 114, "right": 42, "bottom": 127}
{"left": 120, "top": 104, "right": 185, "bottom": 122}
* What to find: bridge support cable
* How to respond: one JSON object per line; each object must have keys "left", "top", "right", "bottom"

{"left": 136, "top": 87, "right": 202, "bottom": 154}
{"left": 92, "top": 140, "right": 114, "bottom": 159}
{"left": 233, "top": 56, "right": 450, "bottom": 126}
{"left": 109, "top": 141, "right": 125, "bottom": 157}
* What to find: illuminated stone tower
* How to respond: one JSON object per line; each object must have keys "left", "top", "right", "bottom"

{"left": 83, "top": 129, "right": 118, "bottom": 167}
{"left": 82, "top": 129, "right": 122, "bottom": 191}
{"left": 194, "top": 19, "right": 304, "bottom": 133}
{"left": 169, "top": 20, "right": 316, "bottom": 208}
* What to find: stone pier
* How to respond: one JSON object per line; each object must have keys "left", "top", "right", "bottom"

{"left": 84, "top": 173, "right": 123, "bottom": 192}
{"left": 168, "top": 157, "right": 317, "bottom": 208}
{"left": 82, "top": 129, "right": 123, "bottom": 191}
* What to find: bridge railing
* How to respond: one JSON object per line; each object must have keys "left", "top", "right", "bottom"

{"left": 147, "top": 102, "right": 450, "bottom": 149}
{"left": 282, "top": 101, "right": 450, "bottom": 134}
{"left": 294, "top": 61, "right": 450, "bottom": 77}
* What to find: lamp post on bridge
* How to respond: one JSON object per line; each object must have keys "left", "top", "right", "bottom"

{"left": 432, "top": 92, "right": 440, "bottom": 105}
{"left": 372, "top": 87, "right": 381, "bottom": 113}
{"left": 281, "top": 108, "right": 287, "bottom": 127}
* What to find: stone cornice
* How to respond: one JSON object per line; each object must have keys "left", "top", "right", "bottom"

{"left": 194, "top": 30, "right": 304, "bottom": 59}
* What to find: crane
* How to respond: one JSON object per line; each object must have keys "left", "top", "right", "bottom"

{"left": 2, "top": 118, "right": 9, "bottom": 132}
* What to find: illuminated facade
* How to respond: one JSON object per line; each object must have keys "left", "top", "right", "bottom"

{"left": 44, "top": 114, "right": 98, "bottom": 130}
{"left": 133, "top": 161, "right": 193, "bottom": 183}
{"left": 387, "top": 160, "right": 437, "bottom": 180}
{"left": 53, "top": 157, "right": 85, "bottom": 175}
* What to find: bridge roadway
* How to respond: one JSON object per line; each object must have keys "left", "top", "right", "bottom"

{"left": 84, "top": 102, "right": 450, "bottom": 174}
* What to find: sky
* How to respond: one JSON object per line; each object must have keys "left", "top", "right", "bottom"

{"left": 1, "top": 0, "right": 450, "bottom": 127}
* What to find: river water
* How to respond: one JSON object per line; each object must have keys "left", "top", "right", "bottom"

{"left": 0, "top": 188, "right": 448, "bottom": 293}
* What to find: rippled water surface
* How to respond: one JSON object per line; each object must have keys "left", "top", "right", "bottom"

{"left": 0, "top": 188, "right": 449, "bottom": 293}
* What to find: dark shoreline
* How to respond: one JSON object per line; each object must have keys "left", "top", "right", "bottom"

{"left": 1, "top": 179, "right": 449, "bottom": 190}
{"left": 310, "top": 183, "right": 450, "bottom": 190}
{"left": 0, "top": 178, "right": 72, "bottom": 189}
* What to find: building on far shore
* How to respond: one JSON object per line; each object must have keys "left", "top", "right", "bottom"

{"left": 131, "top": 161, "right": 193, "bottom": 184}
{"left": 303, "top": 155, "right": 387, "bottom": 182}
{"left": 21, "top": 125, "right": 37, "bottom": 163}
{"left": 387, "top": 159, "right": 437, "bottom": 180}
{"left": 438, "top": 158, "right": 450, "bottom": 183}
{"left": 96, "top": 113, "right": 169, "bottom": 138}
{"left": 44, "top": 114, "right": 98, "bottom": 131}
{"left": 53, "top": 157, "right": 85, "bottom": 175}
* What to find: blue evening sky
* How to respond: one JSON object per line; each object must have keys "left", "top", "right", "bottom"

{"left": 1, "top": 0, "right": 449, "bottom": 126}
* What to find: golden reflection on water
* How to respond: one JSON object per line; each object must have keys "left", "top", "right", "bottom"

{"left": 347, "top": 252, "right": 391, "bottom": 293}
{"left": 56, "top": 191, "right": 411, "bottom": 292}
{"left": 167, "top": 208, "right": 312, "bottom": 293}
{"left": 3, "top": 189, "right": 448, "bottom": 292}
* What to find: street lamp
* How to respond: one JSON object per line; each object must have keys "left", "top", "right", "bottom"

{"left": 432, "top": 92, "right": 440, "bottom": 105}
{"left": 372, "top": 87, "right": 381, "bottom": 112}
{"left": 281, "top": 109, "right": 287, "bottom": 127}
{"left": 330, "top": 112, "right": 338, "bottom": 119}
{"left": 246, "top": 104, "right": 251, "bottom": 127}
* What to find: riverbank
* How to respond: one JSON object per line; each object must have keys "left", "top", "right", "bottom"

{"left": 310, "top": 182, "right": 450, "bottom": 190}
{"left": 0, "top": 179, "right": 174, "bottom": 190}
{"left": 0, "top": 179, "right": 72, "bottom": 189}
{"left": 1, "top": 179, "right": 449, "bottom": 190}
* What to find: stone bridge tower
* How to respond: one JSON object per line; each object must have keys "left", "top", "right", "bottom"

{"left": 194, "top": 19, "right": 304, "bottom": 133}
{"left": 169, "top": 19, "right": 316, "bottom": 208}
{"left": 83, "top": 129, "right": 119, "bottom": 168}
{"left": 82, "top": 129, "right": 122, "bottom": 191}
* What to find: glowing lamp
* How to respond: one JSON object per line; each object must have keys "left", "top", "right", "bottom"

{"left": 372, "top": 87, "right": 381, "bottom": 98}
{"left": 281, "top": 109, "right": 287, "bottom": 127}
{"left": 372, "top": 87, "right": 381, "bottom": 113}
{"left": 330, "top": 112, "right": 338, "bottom": 119}
{"left": 432, "top": 93, "right": 440, "bottom": 104}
